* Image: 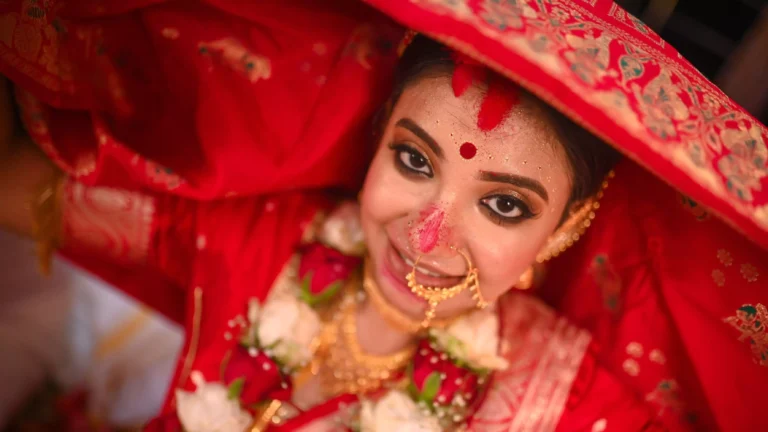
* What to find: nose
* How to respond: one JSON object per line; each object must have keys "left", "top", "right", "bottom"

{"left": 408, "top": 203, "right": 459, "bottom": 257}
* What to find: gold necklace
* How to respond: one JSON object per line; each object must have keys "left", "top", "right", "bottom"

{"left": 314, "top": 283, "right": 416, "bottom": 397}
{"left": 362, "top": 258, "right": 457, "bottom": 333}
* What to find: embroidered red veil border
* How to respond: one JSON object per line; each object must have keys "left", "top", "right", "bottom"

{"left": 0, "top": 0, "right": 767, "bottom": 431}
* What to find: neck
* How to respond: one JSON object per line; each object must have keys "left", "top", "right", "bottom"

{"left": 355, "top": 296, "right": 417, "bottom": 356}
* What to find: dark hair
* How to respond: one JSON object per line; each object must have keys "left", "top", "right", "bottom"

{"left": 386, "top": 36, "right": 620, "bottom": 214}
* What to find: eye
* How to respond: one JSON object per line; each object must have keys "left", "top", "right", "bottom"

{"left": 480, "top": 195, "right": 534, "bottom": 225}
{"left": 390, "top": 143, "right": 433, "bottom": 177}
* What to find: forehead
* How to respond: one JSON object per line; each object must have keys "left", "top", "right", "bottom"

{"left": 392, "top": 76, "right": 567, "bottom": 166}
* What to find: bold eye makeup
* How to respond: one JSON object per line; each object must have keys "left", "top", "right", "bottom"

{"left": 479, "top": 193, "right": 538, "bottom": 226}
{"left": 389, "top": 143, "right": 434, "bottom": 178}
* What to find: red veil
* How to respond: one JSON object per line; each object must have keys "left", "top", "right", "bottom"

{"left": 1, "top": 0, "right": 767, "bottom": 430}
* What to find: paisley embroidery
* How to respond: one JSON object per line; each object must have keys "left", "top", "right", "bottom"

{"left": 645, "top": 379, "right": 684, "bottom": 416}
{"left": 717, "top": 125, "right": 768, "bottom": 201}
{"left": 343, "top": 24, "right": 380, "bottom": 70}
{"left": 590, "top": 254, "right": 621, "bottom": 314}
{"left": 62, "top": 181, "right": 155, "bottom": 265}
{"left": 625, "top": 341, "right": 643, "bottom": 358}
{"left": 740, "top": 264, "right": 759, "bottom": 283}
{"left": 407, "top": 0, "right": 768, "bottom": 228}
{"left": 145, "top": 160, "right": 185, "bottom": 191}
{"left": 161, "top": 27, "right": 180, "bottom": 40}
{"left": 649, "top": 349, "right": 666, "bottom": 365}
{"left": 724, "top": 304, "right": 768, "bottom": 367}
{"left": 607, "top": 4, "right": 664, "bottom": 47}
{"left": 716, "top": 249, "right": 733, "bottom": 267}
{"left": 564, "top": 33, "right": 612, "bottom": 84}
{"left": 622, "top": 358, "right": 639, "bottom": 376}
{"left": 636, "top": 71, "right": 690, "bottom": 140}
{"left": 711, "top": 269, "right": 725, "bottom": 287}
{"left": 480, "top": 0, "right": 536, "bottom": 32}
{"left": 198, "top": 38, "right": 271, "bottom": 83}
{"left": 678, "top": 195, "right": 709, "bottom": 221}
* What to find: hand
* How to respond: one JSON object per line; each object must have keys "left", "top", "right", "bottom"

{"left": 0, "top": 75, "right": 61, "bottom": 238}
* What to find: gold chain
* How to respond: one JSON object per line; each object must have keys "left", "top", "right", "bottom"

{"left": 314, "top": 284, "right": 415, "bottom": 398}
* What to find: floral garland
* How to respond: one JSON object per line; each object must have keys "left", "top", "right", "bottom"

{"left": 144, "top": 203, "right": 508, "bottom": 432}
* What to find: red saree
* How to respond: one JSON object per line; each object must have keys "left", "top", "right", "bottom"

{"left": 1, "top": 0, "right": 767, "bottom": 431}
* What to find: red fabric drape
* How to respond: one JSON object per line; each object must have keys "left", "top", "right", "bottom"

{"left": 1, "top": 0, "right": 767, "bottom": 430}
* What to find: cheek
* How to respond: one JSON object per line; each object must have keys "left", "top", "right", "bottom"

{"left": 467, "top": 222, "right": 555, "bottom": 302}
{"left": 360, "top": 151, "right": 416, "bottom": 241}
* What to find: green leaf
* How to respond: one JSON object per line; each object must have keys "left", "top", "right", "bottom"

{"left": 299, "top": 289, "right": 313, "bottom": 305}
{"left": 227, "top": 377, "right": 246, "bottom": 400}
{"left": 311, "top": 280, "right": 342, "bottom": 305}
{"left": 419, "top": 372, "right": 442, "bottom": 403}
{"left": 298, "top": 273, "right": 315, "bottom": 305}
{"left": 300, "top": 272, "right": 313, "bottom": 292}
{"left": 404, "top": 362, "right": 419, "bottom": 398}
{"left": 298, "top": 271, "right": 343, "bottom": 307}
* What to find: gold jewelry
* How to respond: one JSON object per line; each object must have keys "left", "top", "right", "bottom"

{"left": 314, "top": 283, "right": 415, "bottom": 398}
{"left": 536, "top": 170, "right": 614, "bottom": 263}
{"left": 515, "top": 266, "right": 534, "bottom": 290}
{"left": 31, "top": 171, "right": 64, "bottom": 276}
{"left": 362, "top": 258, "right": 456, "bottom": 333}
{"left": 406, "top": 250, "right": 484, "bottom": 328}
{"left": 249, "top": 399, "right": 282, "bottom": 432}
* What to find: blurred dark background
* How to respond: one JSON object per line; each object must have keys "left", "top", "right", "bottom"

{"left": 617, "top": 0, "right": 768, "bottom": 122}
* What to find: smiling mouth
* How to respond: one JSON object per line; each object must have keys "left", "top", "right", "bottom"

{"left": 396, "top": 249, "right": 466, "bottom": 280}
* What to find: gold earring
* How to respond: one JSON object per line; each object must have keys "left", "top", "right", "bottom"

{"left": 406, "top": 250, "right": 485, "bottom": 328}
{"left": 536, "top": 170, "right": 614, "bottom": 263}
{"left": 515, "top": 266, "right": 534, "bottom": 290}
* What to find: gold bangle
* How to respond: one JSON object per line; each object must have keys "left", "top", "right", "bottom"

{"left": 31, "top": 170, "right": 64, "bottom": 276}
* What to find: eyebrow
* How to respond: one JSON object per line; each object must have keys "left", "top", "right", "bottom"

{"left": 478, "top": 171, "right": 549, "bottom": 202}
{"left": 396, "top": 118, "right": 445, "bottom": 160}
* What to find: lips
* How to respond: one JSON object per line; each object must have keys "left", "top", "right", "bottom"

{"left": 384, "top": 242, "right": 465, "bottom": 290}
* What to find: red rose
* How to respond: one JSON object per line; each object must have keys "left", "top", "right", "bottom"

{"left": 298, "top": 243, "right": 361, "bottom": 304}
{"left": 143, "top": 413, "right": 183, "bottom": 432}
{"left": 223, "top": 345, "right": 292, "bottom": 405}
{"left": 411, "top": 340, "right": 480, "bottom": 406}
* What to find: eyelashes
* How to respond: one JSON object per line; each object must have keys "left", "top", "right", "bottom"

{"left": 479, "top": 195, "right": 536, "bottom": 226}
{"left": 390, "top": 143, "right": 433, "bottom": 178}
{"left": 388, "top": 142, "right": 538, "bottom": 226}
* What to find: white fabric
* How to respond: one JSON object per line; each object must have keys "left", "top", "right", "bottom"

{"left": 0, "top": 230, "right": 184, "bottom": 428}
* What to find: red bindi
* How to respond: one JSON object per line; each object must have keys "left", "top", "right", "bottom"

{"left": 460, "top": 142, "right": 477, "bottom": 160}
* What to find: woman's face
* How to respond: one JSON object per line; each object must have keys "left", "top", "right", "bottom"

{"left": 360, "top": 75, "right": 572, "bottom": 319}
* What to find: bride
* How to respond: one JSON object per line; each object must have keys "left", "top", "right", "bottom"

{"left": 0, "top": 0, "right": 766, "bottom": 431}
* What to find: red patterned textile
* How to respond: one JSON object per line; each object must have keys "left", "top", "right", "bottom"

{"left": 1, "top": 0, "right": 767, "bottom": 431}
{"left": 2, "top": 0, "right": 401, "bottom": 198}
